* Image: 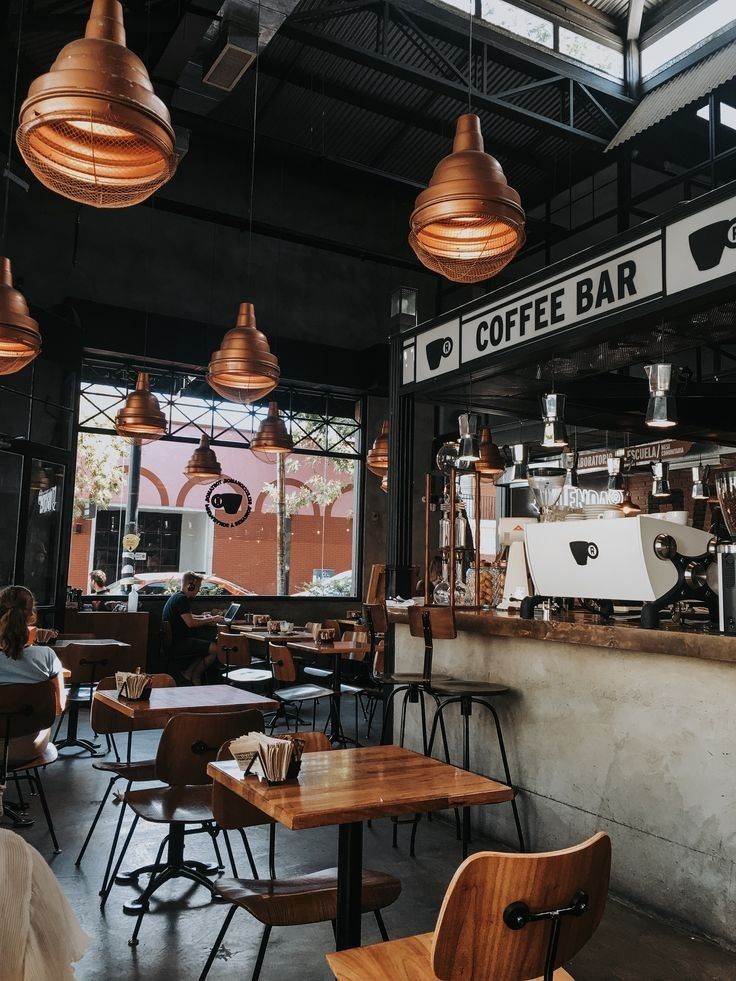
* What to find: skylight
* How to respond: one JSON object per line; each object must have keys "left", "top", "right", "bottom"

{"left": 559, "top": 27, "right": 624, "bottom": 78}
{"left": 642, "top": 0, "right": 736, "bottom": 78}
{"left": 481, "top": 0, "right": 553, "bottom": 49}
{"left": 697, "top": 101, "right": 736, "bottom": 131}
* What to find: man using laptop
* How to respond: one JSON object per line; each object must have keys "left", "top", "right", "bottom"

{"left": 162, "top": 571, "right": 226, "bottom": 685}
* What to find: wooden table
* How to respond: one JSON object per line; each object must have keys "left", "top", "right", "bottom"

{"left": 288, "top": 640, "right": 371, "bottom": 744}
{"left": 208, "top": 745, "right": 513, "bottom": 950}
{"left": 232, "top": 627, "right": 314, "bottom": 643}
{"left": 53, "top": 638, "right": 130, "bottom": 649}
{"left": 94, "top": 684, "right": 278, "bottom": 730}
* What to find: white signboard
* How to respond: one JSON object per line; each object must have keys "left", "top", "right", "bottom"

{"left": 414, "top": 319, "right": 460, "bottom": 383}
{"left": 666, "top": 192, "right": 736, "bottom": 294}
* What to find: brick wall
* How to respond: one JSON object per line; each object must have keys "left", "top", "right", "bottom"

{"left": 68, "top": 517, "right": 92, "bottom": 590}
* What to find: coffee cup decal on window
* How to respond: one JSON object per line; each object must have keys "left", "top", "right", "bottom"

{"left": 210, "top": 492, "right": 243, "bottom": 515}
{"left": 688, "top": 218, "right": 736, "bottom": 272}
{"left": 425, "top": 336, "right": 453, "bottom": 371}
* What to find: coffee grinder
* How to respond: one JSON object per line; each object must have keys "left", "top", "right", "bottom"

{"left": 715, "top": 468, "right": 736, "bottom": 635}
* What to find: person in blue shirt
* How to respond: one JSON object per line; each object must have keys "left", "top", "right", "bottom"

{"left": 162, "top": 572, "right": 224, "bottom": 684}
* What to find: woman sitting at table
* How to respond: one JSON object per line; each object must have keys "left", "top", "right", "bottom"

{"left": 162, "top": 572, "right": 225, "bottom": 685}
{"left": 0, "top": 585, "right": 65, "bottom": 768}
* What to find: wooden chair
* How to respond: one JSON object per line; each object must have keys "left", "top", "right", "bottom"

{"left": 0, "top": 680, "right": 61, "bottom": 853}
{"left": 217, "top": 631, "right": 272, "bottom": 688}
{"left": 303, "top": 621, "right": 333, "bottom": 682}
{"left": 76, "top": 673, "right": 176, "bottom": 900}
{"left": 53, "top": 642, "right": 121, "bottom": 755}
{"left": 123, "top": 709, "right": 265, "bottom": 947}
{"left": 200, "top": 733, "right": 401, "bottom": 981}
{"left": 327, "top": 833, "right": 611, "bottom": 981}
{"left": 268, "top": 643, "right": 334, "bottom": 734}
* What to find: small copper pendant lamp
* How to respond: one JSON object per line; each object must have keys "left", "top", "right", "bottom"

{"left": 184, "top": 434, "right": 222, "bottom": 482}
{"left": 250, "top": 402, "right": 293, "bottom": 455}
{"left": 207, "top": 302, "right": 280, "bottom": 404}
{"left": 16, "top": 0, "right": 177, "bottom": 209}
{"left": 409, "top": 114, "right": 525, "bottom": 283}
{"left": 366, "top": 420, "right": 389, "bottom": 477}
{"left": 114, "top": 371, "right": 166, "bottom": 444}
{"left": 0, "top": 257, "right": 41, "bottom": 375}
{"left": 475, "top": 427, "right": 505, "bottom": 477}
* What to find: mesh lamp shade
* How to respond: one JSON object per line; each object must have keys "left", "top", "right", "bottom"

{"left": 0, "top": 257, "right": 41, "bottom": 376}
{"left": 409, "top": 114, "right": 525, "bottom": 284}
{"left": 114, "top": 371, "right": 166, "bottom": 444}
{"left": 366, "top": 420, "right": 389, "bottom": 478}
{"left": 16, "top": 0, "right": 176, "bottom": 209}
{"left": 475, "top": 427, "right": 505, "bottom": 477}
{"left": 184, "top": 434, "right": 222, "bottom": 482}
{"left": 250, "top": 402, "right": 293, "bottom": 460}
{"left": 207, "top": 302, "right": 280, "bottom": 404}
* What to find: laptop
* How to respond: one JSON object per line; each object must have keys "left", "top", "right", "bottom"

{"left": 222, "top": 603, "right": 241, "bottom": 625}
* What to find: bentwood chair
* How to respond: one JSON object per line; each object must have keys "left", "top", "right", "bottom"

{"left": 217, "top": 631, "right": 272, "bottom": 688}
{"left": 200, "top": 733, "right": 401, "bottom": 981}
{"left": 124, "top": 710, "right": 264, "bottom": 948}
{"left": 76, "top": 673, "right": 176, "bottom": 899}
{"left": 267, "top": 643, "right": 334, "bottom": 733}
{"left": 327, "top": 833, "right": 611, "bottom": 981}
{"left": 53, "top": 642, "right": 120, "bottom": 755}
{"left": 0, "top": 680, "right": 61, "bottom": 854}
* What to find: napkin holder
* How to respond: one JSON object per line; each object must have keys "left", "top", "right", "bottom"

{"left": 116, "top": 671, "right": 152, "bottom": 701}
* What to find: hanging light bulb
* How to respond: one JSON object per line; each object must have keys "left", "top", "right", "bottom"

{"left": 475, "top": 427, "right": 505, "bottom": 477}
{"left": 409, "top": 114, "right": 525, "bottom": 284}
{"left": 644, "top": 364, "right": 678, "bottom": 428}
{"left": 561, "top": 449, "right": 579, "bottom": 488}
{"left": 207, "top": 302, "right": 280, "bottom": 404}
{"left": 607, "top": 456, "right": 625, "bottom": 491}
{"left": 540, "top": 393, "right": 568, "bottom": 448}
{"left": 250, "top": 401, "right": 293, "bottom": 457}
{"left": 651, "top": 461, "right": 671, "bottom": 498}
{"left": 114, "top": 371, "right": 166, "bottom": 444}
{"left": 691, "top": 464, "right": 710, "bottom": 500}
{"left": 366, "top": 420, "right": 389, "bottom": 477}
{"left": 16, "top": 0, "right": 177, "bottom": 208}
{"left": 456, "top": 412, "right": 480, "bottom": 465}
{"left": 0, "top": 257, "right": 41, "bottom": 376}
{"left": 183, "top": 434, "right": 222, "bottom": 483}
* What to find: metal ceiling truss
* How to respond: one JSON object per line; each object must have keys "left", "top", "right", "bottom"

{"left": 280, "top": 0, "right": 633, "bottom": 148}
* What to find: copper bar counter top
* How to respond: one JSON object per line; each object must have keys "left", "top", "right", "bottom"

{"left": 389, "top": 607, "right": 736, "bottom": 666}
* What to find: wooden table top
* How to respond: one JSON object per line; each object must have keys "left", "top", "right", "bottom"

{"left": 288, "top": 640, "right": 370, "bottom": 657}
{"left": 207, "top": 745, "right": 513, "bottom": 830}
{"left": 232, "top": 627, "right": 314, "bottom": 643}
{"left": 95, "top": 684, "right": 278, "bottom": 727}
{"left": 54, "top": 638, "right": 131, "bottom": 648}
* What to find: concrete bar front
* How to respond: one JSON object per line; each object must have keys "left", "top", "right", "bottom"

{"left": 391, "top": 610, "right": 736, "bottom": 949}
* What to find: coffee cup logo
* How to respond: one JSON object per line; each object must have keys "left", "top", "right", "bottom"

{"left": 570, "top": 541, "right": 599, "bottom": 566}
{"left": 688, "top": 218, "right": 736, "bottom": 272}
{"left": 205, "top": 478, "right": 253, "bottom": 528}
{"left": 426, "top": 336, "right": 453, "bottom": 371}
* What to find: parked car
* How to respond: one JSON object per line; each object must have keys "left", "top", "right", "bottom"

{"left": 106, "top": 572, "right": 254, "bottom": 596}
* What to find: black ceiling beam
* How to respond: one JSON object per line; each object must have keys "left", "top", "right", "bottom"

{"left": 279, "top": 20, "right": 612, "bottom": 146}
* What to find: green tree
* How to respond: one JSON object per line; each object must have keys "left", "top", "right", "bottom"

{"left": 73, "top": 432, "right": 127, "bottom": 518}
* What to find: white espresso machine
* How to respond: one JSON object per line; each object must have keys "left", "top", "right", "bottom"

{"left": 522, "top": 516, "right": 718, "bottom": 629}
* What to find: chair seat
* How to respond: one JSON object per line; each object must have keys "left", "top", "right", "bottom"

{"left": 124, "top": 784, "right": 214, "bottom": 824}
{"left": 216, "top": 867, "right": 401, "bottom": 926}
{"left": 93, "top": 758, "right": 157, "bottom": 782}
{"left": 227, "top": 668, "right": 273, "bottom": 685}
{"left": 327, "top": 933, "right": 574, "bottom": 980}
{"left": 303, "top": 666, "right": 333, "bottom": 679}
{"left": 430, "top": 680, "right": 510, "bottom": 697}
{"left": 10, "top": 742, "right": 58, "bottom": 773}
{"left": 340, "top": 683, "right": 366, "bottom": 696}
{"left": 276, "top": 684, "right": 333, "bottom": 702}
{"left": 378, "top": 673, "right": 453, "bottom": 685}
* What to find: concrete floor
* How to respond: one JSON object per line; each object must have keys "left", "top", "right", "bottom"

{"left": 7, "top": 711, "right": 736, "bottom": 981}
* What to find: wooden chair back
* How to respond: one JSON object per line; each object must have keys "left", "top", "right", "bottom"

{"left": 268, "top": 642, "right": 297, "bottom": 683}
{"left": 408, "top": 605, "right": 456, "bottom": 641}
{"left": 91, "top": 673, "right": 176, "bottom": 735}
{"left": 343, "top": 630, "right": 369, "bottom": 662}
{"left": 59, "top": 643, "right": 121, "bottom": 687}
{"left": 297, "top": 731, "right": 332, "bottom": 753}
{"left": 0, "top": 680, "right": 56, "bottom": 779}
{"left": 216, "top": 631, "right": 253, "bottom": 668}
{"left": 431, "top": 833, "right": 611, "bottom": 980}
{"left": 363, "top": 602, "right": 388, "bottom": 635}
{"left": 323, "top": 619, "right": 342, "bottom": 639}
{"left": 156, "top": 709, "right": 264, "bottom": 787}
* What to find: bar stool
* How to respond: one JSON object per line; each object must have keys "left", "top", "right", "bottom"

{"left": 414, "top": 605, "right": 526, "bottom": 858}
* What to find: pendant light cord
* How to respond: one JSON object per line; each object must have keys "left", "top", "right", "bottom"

{"left": 2, "top": 0, "right": 25, "bottom": 249}
{"left": 467, "top": 0, "right": 473, "bottom": 112}
{"left": 247, "top": 0, "right": 263, "bottom": 289}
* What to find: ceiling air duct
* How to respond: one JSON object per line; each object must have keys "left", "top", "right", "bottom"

{"left": 202, "top": 24, "right": 257, "bottom": 91}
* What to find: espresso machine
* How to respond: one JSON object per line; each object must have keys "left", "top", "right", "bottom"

{"left": 522, "top": 516, "right": 718, "bottom": 629}
{"left": 714, "top": 468, "right": 736, "bottom": 634}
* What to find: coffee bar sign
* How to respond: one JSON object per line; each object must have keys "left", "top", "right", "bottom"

{"left": 404, "top": 186, "right": 736, "bottom": 389}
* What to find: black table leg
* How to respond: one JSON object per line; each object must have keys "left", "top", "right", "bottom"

{"left": 55, "top": 699, "right": 102, "bottom": 756}
{"left": 336, "top": 821, "right": 363, "bottom": 951}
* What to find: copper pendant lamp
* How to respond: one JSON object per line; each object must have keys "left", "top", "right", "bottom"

{"left": 114, "top": 371, "right": 166, "bottom": 444}
{"left": 0, "top": 257, "right": 41, "bottom": 375}
{"left": 250, "top": 402, "right": 293, "bottom": 455}
{"left": 16, "top": 0, "right": 177, "bottom": 209}
{"left": 207, "top": 302, "right": 280, "bottom": 404}
{"left": 184, "top": 434, "right": 222, "bottom": 482}
{"left": 409, "top": 114, "right": 525, "bottom": 284}
{"left": 366, "top": 420, "right": 389, "bottom": 477}
{"left": 475, "top": 427, "right": 505, "bottom": 477}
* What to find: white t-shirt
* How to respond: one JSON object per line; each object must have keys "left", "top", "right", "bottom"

{"left": 0, "top": 645, "right": 62, "bottom": 685}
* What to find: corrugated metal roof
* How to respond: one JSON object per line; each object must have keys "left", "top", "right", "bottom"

{"left": 607, "top": 40, "right": 736, "bottom": 148}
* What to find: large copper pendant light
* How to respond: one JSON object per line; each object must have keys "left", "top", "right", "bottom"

{"left": 0, "top": 257, "right": 41, "bottom": 375}
{"left": 184, "top": 434, "right": 222, "bottom": 482}
{"left": 207, "top": 302, "right": 280, "bottom": 404}
{"left": 114, "top": 371, "right": 166, "bottom": 444}
{"left": 250, "top": 401, "right": 293, "bottom": 455}
{"left": 409, "top": 114, "right": 525, "bottom": 283}
{"left": 16, "top": 0, "right": 177, "bottom": 209}
{"left": 475, "top": 426, "right": 505, "bottom": 477}
{"left": 366, "top": 420, "right": 389, "bottom": 478}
